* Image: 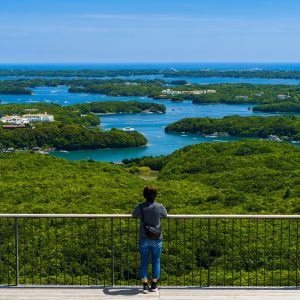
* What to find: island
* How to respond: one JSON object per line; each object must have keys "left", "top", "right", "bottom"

{"left": 165, "top": 115, "right": 300, "bottom": 141}
{"left": 253, "top": 101, "right": 300, "bottom": 113}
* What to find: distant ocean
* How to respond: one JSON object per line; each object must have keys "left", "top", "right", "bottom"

{"left": 1, "top": 62, "right": 300, "bottom": 71}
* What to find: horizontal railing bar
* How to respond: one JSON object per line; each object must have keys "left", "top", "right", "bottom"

{"left": 0, "top": 214, "right": 300, "bottom": 219}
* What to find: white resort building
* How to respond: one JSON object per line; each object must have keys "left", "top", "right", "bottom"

{"left": 23, "top": 112, "right": 54, "bottom": 122}
{"left": 1, "top": 112, "right": 54, "bottom": 125}
{"left": 161, "top": 89, "right": 216, "bottom": 96}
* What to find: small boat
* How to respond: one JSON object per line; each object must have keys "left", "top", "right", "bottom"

{"left": 122, "top": 127, "right": 135, "bottom": 132}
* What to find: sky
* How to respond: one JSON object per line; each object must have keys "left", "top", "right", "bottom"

{"left": 0, "top": 0, "right": 300, "bottom": 63}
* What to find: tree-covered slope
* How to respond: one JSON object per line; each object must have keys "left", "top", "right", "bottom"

{"left": 124, "top": 140, "right": 300, "bottom": 214}
{"left": 0, "top": 153, "right": 146, "bottom": 213}
{"left": 158, "top": 140, "right": 300, "bottom": 213}
{"left": 1, "top": 140, "right": 300, "bottom": 215}
{"left": 0, "top": 152, "right": 214, "bottom": 215}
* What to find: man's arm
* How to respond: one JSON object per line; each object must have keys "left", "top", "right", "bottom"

{"left": 132, "top": 204, "right": 140, "bottom": 217}
{"left": 160, "top": 204, "right": 167, "bottom": 218}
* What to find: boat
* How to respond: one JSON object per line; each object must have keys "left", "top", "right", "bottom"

{"left": 122, "top": 127, "right": 135, "bottom": 132}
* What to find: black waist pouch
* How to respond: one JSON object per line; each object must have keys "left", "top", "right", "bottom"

{"left": 144, "top": 225, "right": 161, "bottom": 240}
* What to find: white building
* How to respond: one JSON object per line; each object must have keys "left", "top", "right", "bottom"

{"left": 1, "top": 112, "right": 54, "bottom": 125}
{"left": 161, "top": 89, "right": 216, "bottom": 96}
{"left": 277, "top": 94, "right": 290, "bottom": 100}
{"left": 23, "top": 112, "right": 54, "bottom": 123}
{"left": 0, "top": 116, "right": 29, "bottom": 125}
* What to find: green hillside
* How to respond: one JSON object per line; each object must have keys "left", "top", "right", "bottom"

{"left": 1, "top": 140, "right": 300, "bottom": 286}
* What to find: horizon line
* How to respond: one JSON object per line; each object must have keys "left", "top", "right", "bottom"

{"left": 1, "top": 61, "right": 300, "bottom": 65}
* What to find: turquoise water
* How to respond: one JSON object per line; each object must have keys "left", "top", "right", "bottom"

{"left": 52, "top": 103, "right": 259, "bottom": 162}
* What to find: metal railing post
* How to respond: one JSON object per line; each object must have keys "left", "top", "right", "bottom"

{"left": 15, "top": 218, "right": 19, "bottom": 286}
{"left": 111, "top": 218, "right": 114, "bottom": 286}
{"left": 207, "top": 219, "right": 211, "bottom": 287}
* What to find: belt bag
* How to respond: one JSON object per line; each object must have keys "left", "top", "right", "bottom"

{"left": 144, "top": 224, "right": 161, "bottom": 240}
{"left": 140, "top": 205, "right": 161, "bottom": 240}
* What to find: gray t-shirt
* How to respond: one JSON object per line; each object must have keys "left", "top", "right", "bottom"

{"left": 132, "top": 202, "right": 167, "bottom": 240}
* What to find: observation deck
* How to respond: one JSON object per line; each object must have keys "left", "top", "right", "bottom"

{"left": 0, "top": 214, "right": 300, "bottom": 299}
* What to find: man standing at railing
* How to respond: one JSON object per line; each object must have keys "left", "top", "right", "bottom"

{"left": 132, "top": 185, "right": 168, "bottom": 294}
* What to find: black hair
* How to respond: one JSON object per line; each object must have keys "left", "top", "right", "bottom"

{"left": 143, "top": 185, "right": 157, "bottom": 203}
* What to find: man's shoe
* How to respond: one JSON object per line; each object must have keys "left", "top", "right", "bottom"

{"left": 150, "top": 282, "right": 158, "bottom": 292}
{"left": 142, "top": 282, "right": 150, "bottom": 294}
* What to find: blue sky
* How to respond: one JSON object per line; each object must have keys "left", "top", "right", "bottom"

{"left": 0, "top": 0, "right": 299, "bottom": 63}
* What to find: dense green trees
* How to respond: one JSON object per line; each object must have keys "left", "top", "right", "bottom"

{"left": 68, "top": 81, "right": 163, "bottom": 97}
{"left": 165, "top": 116, "right": 300, "bottom": 140}
{"left": 73, "top": 101, "right": 166, "bottom": 114}
{"left": 0, "top": 140, "right": 299, "bottom": 214}
{"left": 0, "top": 140, "right": 300, "bottom": 286}
{"left": 161, "top": 83, "right": 300, "bottom": 104}
{"left": 253, "top": 101, "right": 300, "bottom": 113}
{"left": 0, "top": 126, "right": 147, "bottom": 150}
{"left": 0, "top": 85, "right": 32, "bottom": 94}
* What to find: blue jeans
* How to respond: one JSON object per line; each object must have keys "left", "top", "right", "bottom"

{"left": 140, "top": 238, "right": 162, "bottom": 280}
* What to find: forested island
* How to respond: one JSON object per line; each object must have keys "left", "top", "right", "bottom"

{"left": 0, "top": 125, "right": 146, "bottom": 151}
{"left": 0, "top": 101, "right": 166, "bottom": 150}
{"left": 73, "top": 101, "right": 165, "bottom": 114}
{"left": 165, "top": 115, "right": 300, "bottom": 141}
{"left": 253, "top": 101, "right": 300, "bottom": 113}
{"left": 68, "top": 80, "right": 164, "bottom": 97}
{"left": 2, "top": 68, "right": 300, "bottom": 79}
{"left": 157, "top": 83, "right": 300, "bottom": 104}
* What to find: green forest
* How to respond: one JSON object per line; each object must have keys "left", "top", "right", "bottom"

{"left": 72, "top": 101, "right": 165, "bottom": 114}
{"left": 253, "top": 101, "right": 300, "bottom": 113}
{"left": 163, "top": 83, "right": 300, "bottom": 104}
{"left": 165, "top": 115, "right": 300, "bottom": 141}
{"left": 0, "top": 140, "right": 300, "bottom": 286}
{"left": 0, "top": 126, "right": 147, "bottom": 151}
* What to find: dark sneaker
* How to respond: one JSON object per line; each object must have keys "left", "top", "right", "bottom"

{"left": 142, "top": 282, "right": 150, "bottom": 294}
{"left": 150, "top": 282, "right": 158, "bottom": 292}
